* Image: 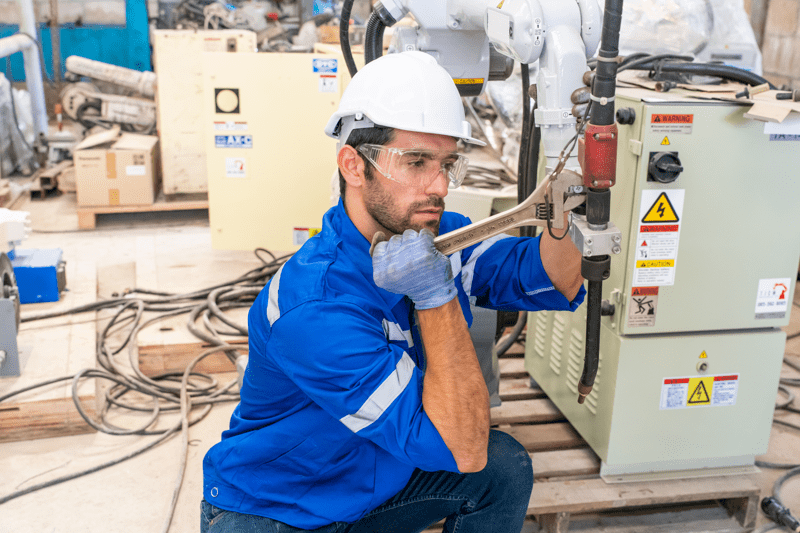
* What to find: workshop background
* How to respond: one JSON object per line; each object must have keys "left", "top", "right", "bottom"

{"left": 1, "top": 1, "right": 800, "bottom": 532}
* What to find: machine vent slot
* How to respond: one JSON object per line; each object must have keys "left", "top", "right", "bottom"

{"left": 533, "top": 311, "right": 549, "bottom": 358}
{"left": 566, "top": 329, "right": 582, "bottom": 394}
{"left": 549, "top": 314, "right": 565, "bottom": 375}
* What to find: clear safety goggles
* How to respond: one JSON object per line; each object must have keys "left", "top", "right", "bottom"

{"left": 357, "top": 144, "right": 469, "bottom": 189}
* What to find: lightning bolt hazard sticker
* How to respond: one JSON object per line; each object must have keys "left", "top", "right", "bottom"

{"left": 634, "top": 190, "right": 685, "bottom": 287}
{"left": 642, "top": 192, "right": 679, "bottom": 223}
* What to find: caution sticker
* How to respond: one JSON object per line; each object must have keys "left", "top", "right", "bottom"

{"left": 293, "top": 227, "right": 322, "bottom": 246}
{"left": 660, "top": 374, "right": 739, "bottom": 410}
{"left": 633, "top": 190, "right": 684, "bottom": 286}
{"left": 755, "top": 278, "right": 791, "bottom": 319}
{"left": 650, "top": 114, "right": 693, "bottom": 134}
{"left": 628, "top": 286, "right": 658, "bottom": 327}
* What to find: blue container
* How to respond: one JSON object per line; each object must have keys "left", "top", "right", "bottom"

{"left": 10, "top": 248, "right": 65, "bottom": 303}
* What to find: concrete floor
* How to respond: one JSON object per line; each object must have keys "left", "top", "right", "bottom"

{"left": 1, "top": 191, "right": 799, "bottom": 532}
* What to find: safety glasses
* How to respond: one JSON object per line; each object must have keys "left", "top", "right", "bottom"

{"left": 357, "top": 144, "right": 469, "bottom": 189}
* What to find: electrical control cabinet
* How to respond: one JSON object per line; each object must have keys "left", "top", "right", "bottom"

{"left": 525, "top": 87, "right": 800, "bottom": 479}
{"left": 154, "top": 30, "right": 257, "bottom": 194}
{"left": 202, "top": 49, "right": 362, "bottom": 252}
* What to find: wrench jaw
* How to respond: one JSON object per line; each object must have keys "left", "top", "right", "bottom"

{"left": 432, "top": 169, "right": 588, "bottom": 256}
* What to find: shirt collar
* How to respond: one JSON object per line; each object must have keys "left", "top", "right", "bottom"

{"left": 329, "top": 198, "right": 405, "bottom": 310}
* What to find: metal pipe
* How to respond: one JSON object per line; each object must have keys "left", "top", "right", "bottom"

{"left": 15, "top": 0, "right": 48, "bottom": 139}
{"left": 0, "top": 34, "right": 34, "bottom": 57}
{"left": 65, "top": 56, "right": 156, "bottom": 98}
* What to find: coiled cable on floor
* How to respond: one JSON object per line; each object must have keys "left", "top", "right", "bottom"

{"left": 0, "top": 249, "right": 291, "bottom": 531}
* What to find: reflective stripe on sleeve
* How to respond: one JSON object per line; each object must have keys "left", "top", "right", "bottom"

{"left": 266, "top": 265, "right": 285, "bottom": 326}
{"left": 449, "top": 250, "right": 462, "bottom": 278}
{"left": 460, "top": 234, "right": 512, "bottom": 297}
{"left": 526, "top": 286, "right": 555, "bottom": 297}
{"left": 382, "top": 319, "right": 414, "bottom": 347}
{"left": 340, "top": 352, "right": 415, "bottom": 433}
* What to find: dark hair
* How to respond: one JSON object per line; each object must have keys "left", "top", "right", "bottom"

{"left": 338, "top": 126, "right": 395, "bottom": 197}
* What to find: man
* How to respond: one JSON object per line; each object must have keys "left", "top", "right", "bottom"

{"left": 202, "top": 51, "right": 584, "bottom": 532}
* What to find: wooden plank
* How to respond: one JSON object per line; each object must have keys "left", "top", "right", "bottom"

{"left": 499, "top": 358, "right": 528, "bottom": 378}
{"left": 532, "top": 448, "right": 601, "bottom": 480}
{"left": 551, "top": 503, "right": 753, "bottom": 533}
{"left": 0, "top": 396, "right": 96, "bottom": 443}
{"left": 527, "top": 475, "right": 761, "bottom": 516}
{"left": 491, "top": 398, "right": 563, "bottom": 425}
{"left": 539, "top": 512, "right": 571, "bottom": 533}
{"left": 720, "top": 494, "right": 759, "bottom": 530}
{"left": 499, "top": 378, "right": 546, "bottom": 401}
{"left": 501, "top": 423, "right": 587, "bottom": 452}
{"left": 503, "top": 342, "right": 525, "bottom": 356}
{"left": 77, "top": 210, "right": 96, "bottom": 229}
{"left": 76, "top": 193, "right": 209, "bottom": 230}
{"left": 138, "top": 342, "right": 243, "bottom": 376}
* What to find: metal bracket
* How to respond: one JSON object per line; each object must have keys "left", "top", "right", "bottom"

{"left": 569, "top": 213, "right": 622, "bottom": 258}
{"left": 0, "top": 298, "right": 20, "bottom": 377}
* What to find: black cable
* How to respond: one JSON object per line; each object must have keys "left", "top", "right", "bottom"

{"left": 517, "top": 63, "right": 531, "bottom": 210}
{"left": 340, "top": 0, "right": 358, "bottom": 77}
{"left": 622, "top": 58, "right": 776, "bottom": 89}
{"left": 364, "top": 11, "right": 386, "bottom": 65}
{"left": 496, "top": 312, "right": 527, "bottom": 356}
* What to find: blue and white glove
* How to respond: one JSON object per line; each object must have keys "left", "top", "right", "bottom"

{"left": 371, "top": 229, "right": 457, "bottom": 310}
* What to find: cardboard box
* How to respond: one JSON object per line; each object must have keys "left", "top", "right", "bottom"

{"left": 73, "top": 126, "right": 160, "bottom": 207}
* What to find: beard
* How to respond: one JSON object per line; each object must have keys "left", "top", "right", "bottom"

{"left": 363, "top": 173, "right": 445, "bottom": 236}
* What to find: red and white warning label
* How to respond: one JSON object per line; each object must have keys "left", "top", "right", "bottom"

{"left": 628, "top": 286, "right": 659, "bottom": 327}
{"left": 660, "top": 374, "right": 739, "bottom": 410}
{"left": 650, "top": 113, "right": 694, "bottom": 134}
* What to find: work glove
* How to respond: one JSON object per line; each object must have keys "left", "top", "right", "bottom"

{"left": 371, "top": 229, "right": 457, "bottom": 310}
{"left": 571, "top": 70, "right": 594, "bottom": 127}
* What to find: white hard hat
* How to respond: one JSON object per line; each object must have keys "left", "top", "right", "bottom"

{"left": 325, "top": 51, "right": 485, "bottom": 150}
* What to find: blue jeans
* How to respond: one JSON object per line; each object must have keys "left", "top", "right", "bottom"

{"left": 200, "top": 430, "right": 533, "bottom": 533}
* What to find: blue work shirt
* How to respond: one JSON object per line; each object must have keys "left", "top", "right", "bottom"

{"left": 202, "top": 199, "right": 585, "bottom": 528}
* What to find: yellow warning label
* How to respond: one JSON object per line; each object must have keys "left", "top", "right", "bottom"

{"left": 309, "top": 228, "right": 322, "bottom": 238}
{"left": 642, "top": 192, "right": 680, "bottom": 223}
{"left": 497, "top": 0, "right": 505, "bottom": 7}
{"left": 636, "top": 259, "right": 675, "bottom": 269}
{"left": 661, "top": 136, "right": 670, "bottom": 145}
{"left": 699, "top": 351, "right": 707, "bottom": 359}
{"left": 687, "top": 377, "right": 712, "bottom": 405}
{"left": 453, "top": 78, "right": 485, "bottom": 85}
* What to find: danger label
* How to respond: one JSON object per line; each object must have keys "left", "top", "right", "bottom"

{"left": 660, "top": 374, "right": 739, "bottom": 410}
{"left": 634, "top": 190, "right": 684, "bottom": 286}
{"left": 628, "top": 290, "right": 658, "bottom": 327}
{"left": 755, "top": 277, "right": 791, "bottom": 319}
{"left": 651, "top": 114, "right": 693, "bottom": 134}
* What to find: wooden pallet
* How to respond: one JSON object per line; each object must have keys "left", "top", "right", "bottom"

{"left": 76, "top": 192, "right": 209, "bottom": 229}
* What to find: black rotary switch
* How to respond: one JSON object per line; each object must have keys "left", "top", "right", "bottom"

{"left": 648, "top": 152, "right": 683, "bottom": 183}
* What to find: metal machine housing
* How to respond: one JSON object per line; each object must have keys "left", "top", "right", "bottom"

{"left": 525, "top": 87, "right": 800, "bottom": 480}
